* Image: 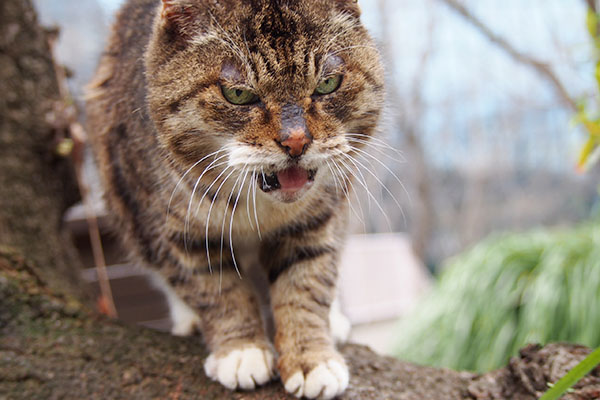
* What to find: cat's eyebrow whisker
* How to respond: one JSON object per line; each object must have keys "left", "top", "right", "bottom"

{"left": 328, "top": 44, "right": 379, "bottom": 58}
{"left": 206, "top": 10, "right": 248, "bottom": 66}
{"left": 167, "top": 149, "right": 227, "bottom": 223}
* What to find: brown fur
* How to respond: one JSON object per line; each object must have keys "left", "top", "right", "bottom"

{"left": 86, "top": 0, "right": 383, "bottom": 396}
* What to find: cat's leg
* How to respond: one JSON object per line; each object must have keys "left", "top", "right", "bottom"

{"left": 161, "top": 256, "right": 277, "bottom": 390}
{"left": 265, "top": 238, "right": 349, "bottom": 399}
{"left": 329, "top": 296, "right": 351, "bottom": 344}
{"left": 147, "top": 269, "right": 200, "bottom": 336}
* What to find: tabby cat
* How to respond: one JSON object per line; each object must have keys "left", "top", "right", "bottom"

{"left": 86, "top": 0, "right": 383, "bottom": 398}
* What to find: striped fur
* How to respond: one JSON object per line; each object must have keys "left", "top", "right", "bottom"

{"left": 86, "top": 0, "right": 383, "bottom": 397}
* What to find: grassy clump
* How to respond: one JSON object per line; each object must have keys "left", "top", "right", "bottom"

{"left": 393, "top": 222, "right": 600, "bottom": 373}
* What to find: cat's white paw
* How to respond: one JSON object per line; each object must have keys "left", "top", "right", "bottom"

{"left": 169, "top": 301, "right": 200, "bottom": 336}
{"left": 284, "top": 359, "right": 349, "bottom": 399}
{"left": 148, "top": 269, "right": 200, "bottom": 336}
{"left": 204, "top": 346, "right": 276, "bottom": 390}
{"left": 329, "top": 298, "right": 351, "bottom": 344}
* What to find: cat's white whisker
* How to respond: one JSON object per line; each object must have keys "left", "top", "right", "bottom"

{"left": 336, "top": 154, "right": 392, "bottom": 232}
{"left": 245, "top": 168, "right": 256, "bottom": 231}
{"left": 349, "top": 145, "right": 412, "bottom": 208}
{"left": 193, "top": 159, "right": 232, "bottom": 217}
{"left": 205, "top": 167, "right": 236, "bottom": 276}
{"left": 185, "top": 176, "right": 204, "bottom": 252}
{"left": 324, "top": 160, "right": 341, "bottom": 197}
{"left": 327, "top": 160, "right": 364, "bottom": 227}
{"left": 336, "top": 151, "right": 372, "bottom": 211}
{"left": 345, "top": 137, "right": 405, "bottom": 163}
{"left": 166, "top": 148, "right": 226, "bottom": 223}
{"left": 229, "top": 167, "right": 250, "bottom": 280}
{"left": 253, "top": 168, "right": 262, "bottom": 240}
{"left": 219, "top": 168, "right": 245, "bottom": 279}
{"left": 345, "top": 133, "right": 405, "bottom": 158}
{"left": 352, "top": 151, "right": 408, "bottom": 227}
{"left": 341, "top": 152, "right": 401, "bottom": 230}
{"left": 185, "top": 159, "right": 231, "bottom": 251}
{"left": 330, "top": 157, "right": 366, "bottom": 225}
{"left": 182, "top": 153, "right": 229, "bottom": 251}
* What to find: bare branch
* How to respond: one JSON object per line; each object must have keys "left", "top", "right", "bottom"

{"left": 438, "top": 0, "right": 578, "bottom": 112}
{"left": 585, "top": 0, "right": 597, "bottom": 14}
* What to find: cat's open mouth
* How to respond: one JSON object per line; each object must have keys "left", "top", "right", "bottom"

{"left": 258, "top": 166, "right": 317, "bottom": 201}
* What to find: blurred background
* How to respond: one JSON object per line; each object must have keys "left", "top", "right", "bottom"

{"left": 33, "top": 0, "right": 600, "bottom": 373}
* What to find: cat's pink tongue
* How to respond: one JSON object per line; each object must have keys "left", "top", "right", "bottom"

{"left": 277, "top": 167, "right": 309, "bottom": 191}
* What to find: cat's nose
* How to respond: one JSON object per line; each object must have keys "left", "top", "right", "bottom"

{"left": 278, "top": 103, "right": 312, "bottom": 158}
{"left": 278, "top": 128, "right": 312, "bottom": 158}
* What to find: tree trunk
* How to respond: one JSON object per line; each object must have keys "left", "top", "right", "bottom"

{"left": 1, "top": 1, "right": 599, "bottom": 399}
{"left": 0, "top": 0, "right": 82, "bottom": 299}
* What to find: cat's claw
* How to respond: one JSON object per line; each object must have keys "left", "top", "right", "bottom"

{"left": 284, "top": 359, "right": 349, "bottom": 399}
{"left": 204, "top": 346, "right": 276, "bottom": 390}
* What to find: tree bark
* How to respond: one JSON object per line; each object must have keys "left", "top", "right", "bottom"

{"left": 0, "top": 1, "right": 599, "bottom": 399}
{"left": 2, "top": 256, "right": 600, "bottom": 399}
{"left": 0, "top": 0, "right": 82, "bottom": 299}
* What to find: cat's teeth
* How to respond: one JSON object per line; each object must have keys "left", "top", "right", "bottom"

{"left": 258, "top": 168, "right": 317, "bottom": 194}
{"left": 258, "top": 172, "right": 280, "bottom": 192}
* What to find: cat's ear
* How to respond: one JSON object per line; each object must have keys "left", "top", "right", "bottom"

{"left": 160, "top": 0, "right": 203, "bottom": 40}
{"left": 334, "top": 0, "right": 361, "bottom": 17}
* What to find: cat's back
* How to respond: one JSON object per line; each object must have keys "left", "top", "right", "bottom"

{"left": 85, "top": 0, "right": 168, "bottom": 243}
{"left": 86, "top": 0, "right": 157, "bottom": 133}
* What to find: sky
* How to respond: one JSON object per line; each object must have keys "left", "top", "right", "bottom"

{"left": 98, "top": 0, "right": 122, "bottom": 16}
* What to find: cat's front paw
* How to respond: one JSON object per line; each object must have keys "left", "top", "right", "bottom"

{"left": 282, "top": 356, "right": 349, "bottom": 399}
{"left": 204, "top": 346, "right": 276, "bottom": 390}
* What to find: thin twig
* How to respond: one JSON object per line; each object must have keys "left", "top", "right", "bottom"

{"left": 585, "top": 0, "right": 597, "bottom": 14}
{"left": 46, "top": 30, "right": 117, "bottom": 318}
{"left": 438, "top": 0, "right": 578, "bottom": 112}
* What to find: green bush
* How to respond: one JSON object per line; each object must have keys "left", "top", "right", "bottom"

{"left": 393, "top": 222, "right": 600, "bottom": 373}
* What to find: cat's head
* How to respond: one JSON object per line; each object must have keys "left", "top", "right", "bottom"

{"left": 146, "top": 0, "right": 384, "bottom": 203}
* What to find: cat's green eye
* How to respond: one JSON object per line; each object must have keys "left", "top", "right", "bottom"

{"left": 314, "top": 75, "right": 343, "bottom": 95}
{"left": 221, "top": 86, "right": 259, "bottom": 105}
